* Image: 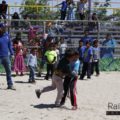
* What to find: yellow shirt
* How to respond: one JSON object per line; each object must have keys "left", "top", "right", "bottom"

{"left": 45, "top": 50, "right": 57, "bottom": 63}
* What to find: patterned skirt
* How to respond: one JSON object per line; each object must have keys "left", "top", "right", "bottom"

{"left": 13, "top": 54, "right": 26, "bottom": 72}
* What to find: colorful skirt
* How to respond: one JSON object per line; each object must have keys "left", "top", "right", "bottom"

{"left": 13, "top": 54, "right": 26, "bottom": 72}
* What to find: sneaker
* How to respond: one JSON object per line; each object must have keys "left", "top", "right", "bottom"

{"left": 72, "top": 106, "right": 77, "bottom": 110}
{"left": 87, "top": 76, "right": 91, "bottom": 79}
{"left": 45, "top": 76, "right": 49, "bottom": 80}
{"left": 20, "top": 73, "right": 24, "bottom": 76}
{"left": 37, "top": 73, "right": 41, "bottom": 77}
{"left": 96, "top": 74, "right": 99, "bottom": 77}
{"left": 80, "top": 77, "right": 83, "bottom": 80}
{"left": 7, "top": 86, "right": 16, "bottom": 90}
{"left": 60, "top": 99, "right": 65, "bottom": 106}
{"left": 35, "top": 89, "right": 41, "bottom": 99}
{"left": 28, "top": 80, "right": 32, "bottom": 83}
{"left": 31, "top": 80, "right": 36, "bottom": 84}
{"left": 55, "top": 103, "right": 61, "bottom": 107}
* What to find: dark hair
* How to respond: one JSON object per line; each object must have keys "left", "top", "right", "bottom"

{"left": 84, "top": 30, "right": 89, "bottom": 33}
{"left": 2, "top": 0, "right": 6, "bottom": 4}
{"left": 30, "top": 48, "right": 36, "bottom": 53}
{"left": 64, "top": 49, "right": 74, "bottom": 58}
{"left": 79, "top": 39, "right": 83, "bottom": 43}
{"left": 106, "top": 33, "right": 111, "bottom": 37}
{"left": 86, "top": 41, "right": 90, "bottom": 45}
{"left": 47, "top": 36, "right": 53, "bottom": 42}
{"left": 74, "top": 50, "right": 79, "bottom": 56}
{"left": 93, "top": 39, "right": 98, "bottom": 45}
{"left": 93, "top": 13, "right": 96, "bottom": 16}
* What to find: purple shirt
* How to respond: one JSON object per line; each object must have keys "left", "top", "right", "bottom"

{"left": 0, "top": 32, "right": 14, "bottom": 58}
{"left": 81, "top": 36, "right": 93, "bottom": 45}
{"left": 83, "top": 46, "right": 93, "bottom": 62}
{"left": 61, "top": 1, "right": 67, "bottom": 11}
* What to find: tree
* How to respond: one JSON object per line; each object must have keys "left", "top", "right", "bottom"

{"left": 20, "top": 0, "right": 52, "bottom": 20}
{"left": 93, "top": 0, "right": 111, "bottom": 20}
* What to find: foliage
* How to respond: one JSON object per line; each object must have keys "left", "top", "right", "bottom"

{"left": 93, "top": 0, "right": 111, "bottom": 20}
{"left": 20, "top": 0, "right": 54, "bottom": 20}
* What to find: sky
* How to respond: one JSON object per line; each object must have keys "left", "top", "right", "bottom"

{"left": 2, "top": 0, "right": 120, "bottom": 15}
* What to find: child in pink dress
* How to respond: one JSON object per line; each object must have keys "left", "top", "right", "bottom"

{"left": 13, "top": 40, "right": 26, "bottom": 76}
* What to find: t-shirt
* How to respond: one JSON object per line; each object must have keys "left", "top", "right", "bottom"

{"left": 56, "top": 57, "right": 72, "bottom": 76}
{"left": 78, "top": 46, "right": 85, "bottom": 61}
{"left": 45, "top": 50, "right": 57, "bottom": 63}
{"left": 93, "top": 47, "right": 100, "bottom": 61}
{"left": 81, "top": 36, "right": 93, "bottom": 46}
{"left": 71, "top": 59, "right": 80, "bottom": 75}
{"left": 83, "top": 47, "right": 93, "bottom": 63}
{"left": 61, "top": 1, "right": 67, "bottom": 11}
{"left": 0, "top": 32, "right": 14, "bottom": 58}
{"left": 27, "top": 54, "right": 37, "bottom": 67}
{"left": 60, "top": 43, "right": 67, "bottom": 55}
{"left": 101, "top": 39, "right": 117, "bottom": 58}
{"left": 78, "top": 3, "right": 85, "bottom": 13}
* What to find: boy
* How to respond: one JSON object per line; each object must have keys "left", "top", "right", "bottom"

{"left": 80, "top": 41, "right": 93, "bottom": 80}
{"left": 78, "top": 39, "right": 85, "bottom": 76}
{"left": 60, "top": 51, "right": 80, "bottom": 110}
{"left": 91, "top": 40, "right": 100, "bottom": 76}
{"left": 27, "top": 49, "right": 37, "bottom": 83}
{"left": 44, "top": 43, "right": 57, "bottom": 80}
{"left": 35, "top": 49, "right": 74, "bottom": 106}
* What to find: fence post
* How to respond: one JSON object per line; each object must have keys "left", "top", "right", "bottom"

{"left": 43, "top": 21, "right": 46, "bottom": 35}
{"left": 8, "top": 5, "right": 10, "bottom": 33}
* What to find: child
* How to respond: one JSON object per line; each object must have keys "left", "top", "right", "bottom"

{"left": 27, "top": 49, "right": 37, "bottom": 83}
{"left": 91, "top": 40, "right": 100, "bottom": 76}
{"left": 55, "top": 0, "right": 68, "bottom": 20}
{"left": 54, "top": 42, "right": 60, "bottom": 67}
{"left": 78, "top": 39, "right": 85, "bottom": 76}
{"left": 35, "top": 49, "right": 75, "bottom": 106}
{"left": 60, "top": 51, "right": 80, "bottom": 110}
{"left": 44, "top": 43, "right": 57, "bottom": 80}
{"left": 13, "top": 40, "right": 26, "bottom": 76}
{"left": 77, "top": 0, "right": 87, "bottom": 20}
{"left": 80, "top": 41, "right": 93, "bottom": 80}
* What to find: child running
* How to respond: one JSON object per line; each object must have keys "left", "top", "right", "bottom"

{"left": 60, "top": 50, "right": 80, "bottom": 110}
{"left": 35, "top": 49, "right": 74, "bottom": 106}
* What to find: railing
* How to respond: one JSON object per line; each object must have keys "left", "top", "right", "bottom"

{"left": 0, "top": 19, "right": 120, "bottom": 40}
{"left": 0, "top": 19, "right": 120, "bottom": 71}
{"left": 5, "top": 4, "right": 120, "bottom": 20}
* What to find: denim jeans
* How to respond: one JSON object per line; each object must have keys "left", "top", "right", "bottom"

{"left": 0, "top": 57, "right": 13, "bottom": 87}
{"left": 29, "top": 66, "right": 35, "bottom": 81}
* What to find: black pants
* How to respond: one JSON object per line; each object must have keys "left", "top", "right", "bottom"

{"left": 0, "top": 13, "right": 6, "bottom": 19}
{"left": 60, "top": 11, "right": 66, "bottom": 20}
{"left": 79, "top": 13, "right": 85, "bottom": 20}
{"left": 45, "top": 63, "right": 55, "bottom": 80}
{"left": 80, "top": 62, "right": 91, "bottom": 79}
{"left": 91, "top": 61, "right": 99, "bottom": 75}
{"left": 60, "top": 76, "right": 77, "bottom": 106}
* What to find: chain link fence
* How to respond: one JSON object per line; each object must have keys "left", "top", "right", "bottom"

{"left": 0, "top": 19, "right": 120, "bottom": 73}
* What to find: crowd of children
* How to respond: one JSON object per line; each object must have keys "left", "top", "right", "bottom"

{"left": 0, "top": 21, "right": 102, "bottom": 110}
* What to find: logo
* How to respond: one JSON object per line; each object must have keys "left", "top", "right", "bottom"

{"left": 106, "top": 102, "right": 120, "bottom": 115}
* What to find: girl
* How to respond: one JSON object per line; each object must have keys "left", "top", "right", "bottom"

{"left": 13, "top": 40, "right": 26, "bottom": 76}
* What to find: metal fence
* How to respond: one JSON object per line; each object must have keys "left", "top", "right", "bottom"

{"left": 0, "top": 19, "right": 120, "bottom": 72}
